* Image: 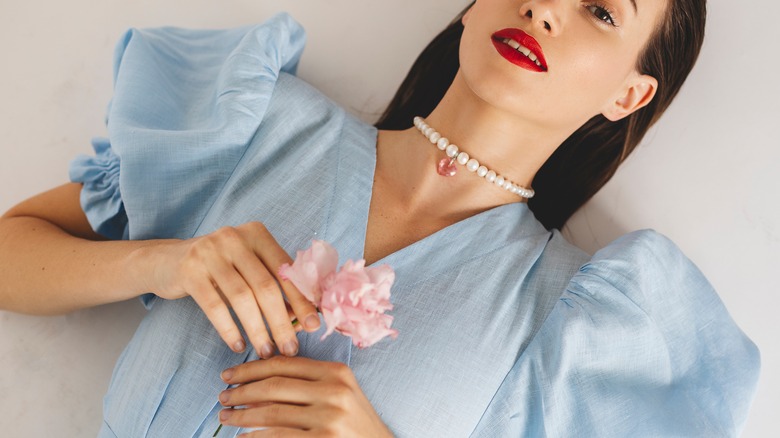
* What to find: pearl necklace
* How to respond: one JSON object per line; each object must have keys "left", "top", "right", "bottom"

{"left": 413, "top": 116, "right": 535, "bottom": 199}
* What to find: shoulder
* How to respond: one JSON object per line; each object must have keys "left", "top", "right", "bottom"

{"left": 564, "top": 229, "right": 731, "bottom": 323}
{"left": 114, "top": 11, "right": 306, "bottom": 65}
{"left": 552, "top": 229, "right": 754, "bottom": 355}
{"left": 524, "top": 229, "right": 761, "bottom": 435}
{"left": 474, "top": 229, "right": 759, "bottom": 436}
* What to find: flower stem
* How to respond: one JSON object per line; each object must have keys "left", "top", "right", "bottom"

{"left": 212, "top": 424, "right": 222, "bottom": 437}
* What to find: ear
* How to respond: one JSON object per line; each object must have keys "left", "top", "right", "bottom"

{"left": 601, "top": 73, "right": 658, "bottom": 122}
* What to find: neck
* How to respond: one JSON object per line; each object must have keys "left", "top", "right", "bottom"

{"left": 374, "top": 70, "right": 570, "bottom": 221}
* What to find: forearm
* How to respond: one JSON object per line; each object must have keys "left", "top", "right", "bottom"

{"left": 0, "top": 215, "right": 169, "bottom": 315}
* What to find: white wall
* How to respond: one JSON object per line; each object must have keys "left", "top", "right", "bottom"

{"left": 1, "top": 1, "right": 776, "bottom": 436}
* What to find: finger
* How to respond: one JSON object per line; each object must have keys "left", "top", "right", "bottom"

{"left": 244, "top": 223, "right": 321, "bottom": 332}
{"left": 220, "top": 404, "right": 316, "bottom": 430}
{"left": 220, "top": 230, "right": 301, "bottom": 357}
{"left": 238, "top": 427, "right": 308, "bottom": 438}
{"left": 231, "top": 254, "right": 300, "bottom": 357}
{"left": 222, "top": 356, "right": 341, "bottom": 384}
{"left": 209, "top": 257, "right": 276, "bottom": 358}
{"left": 219, "top": 377, "right": 319, "bottom": 407}
{"left": 187, "top": 275, "right": 246, "bottom": 353}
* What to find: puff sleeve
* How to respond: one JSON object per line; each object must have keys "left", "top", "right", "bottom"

{"left": 68, "top": 12, "right": 306, "bottom": 242}
{"left": 471, "top": 230, "right": 760, "bottom": 437}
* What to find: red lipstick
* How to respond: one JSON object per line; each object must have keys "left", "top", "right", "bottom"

{"left": 491, "top": 28, "right": 547, "bottom": 72}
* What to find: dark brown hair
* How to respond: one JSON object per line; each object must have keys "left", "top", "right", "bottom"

{"left": 374, "top": 0, "right": 707, "bottom": 230}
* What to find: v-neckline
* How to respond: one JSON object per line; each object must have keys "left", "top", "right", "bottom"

{"left": 329, "top": 117, "right": 546, "bottom": 269}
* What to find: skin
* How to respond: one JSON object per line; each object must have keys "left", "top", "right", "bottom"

{"left": 365, "top": 0, "right": 665, "bottom": 266}
{"left": 0, "top": 0, "right": 668, "bottom": 435}
{"left": 217, "top": 356, "right": 393, "bottom": 437}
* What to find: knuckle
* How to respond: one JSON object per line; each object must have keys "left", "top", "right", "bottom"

{"left": 269, "top": 319, "right": 294, "bottom": 335}
{"left": 268, "top": 354, "right": 293, "bottom": 367}
{"left": 263, "top": 376, "right": 284, "bottom": 393}
{"left": 225, "top": 283, "right": 253, "bottom": 300}
{"left": 245, "top": 323, "right": 269, "bottom": 339}
{"left": 265, "top": 403, "right": 282, "bottom": 419}
{"left": 255, "top": 278, "right": 281, "bottom": 296}
{"left": 320, "top": 426, "right": 342, "bottom": 438}
{"left": 329, "top": 362, "right": 352, "bottom": 379}
{"left": 199, "top": 296, "right": 227, "bottom": 316}
{"left": 214, "top": 226, "right": 241, "bottom": 244}
{"left": 239, "top": 221, "right": 267, "bottom": 236}
{"left": 323, "top": 383, "right": 352, "bottom": 406}
{"left": 249, "top": 221, "right": 267, "bottom": 233}
{"left": 333, "top": 384, "right": 352, "bottom": 402}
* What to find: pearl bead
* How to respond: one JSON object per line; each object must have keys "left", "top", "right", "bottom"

{"left": 413, "top": 116, "right": 535, "bottom": 199}
{"left": 446, "top": 144, "right": 459, "bottom": 158}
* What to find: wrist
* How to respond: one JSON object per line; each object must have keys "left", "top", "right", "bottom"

{"left": 124, "top": 239, "right": 179, "bottom": 295}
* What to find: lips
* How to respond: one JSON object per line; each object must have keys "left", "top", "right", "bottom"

{"left": 491, "top": 28, "right": 548, "bottom": 72}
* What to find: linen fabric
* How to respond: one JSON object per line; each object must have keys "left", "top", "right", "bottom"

{"left": 69, "top": 12, "right": 760, "bottom": 437}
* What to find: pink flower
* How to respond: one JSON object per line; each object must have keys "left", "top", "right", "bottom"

{"left": 278, "top": 239, "right": 339, "bottom": 304}
{"left": 278, "top": 240, "right": 398, "bottom": 349}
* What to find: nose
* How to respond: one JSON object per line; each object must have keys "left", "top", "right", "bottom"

{"left": 520, "top": 0, "right": 562, "bottom": 37}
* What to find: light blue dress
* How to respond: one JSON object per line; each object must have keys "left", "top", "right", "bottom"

{"left": 68, "top": 12, "right": 760, "bottom": 438}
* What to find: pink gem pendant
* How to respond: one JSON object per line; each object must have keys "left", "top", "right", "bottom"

{"left": 437, "top": 157, "right": 457, "bottom": 177}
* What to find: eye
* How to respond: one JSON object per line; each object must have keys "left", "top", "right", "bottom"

{"left": 587, "top": 4, "right": 618, "bottom": 27}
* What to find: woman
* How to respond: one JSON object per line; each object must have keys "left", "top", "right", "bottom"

{"left": 0, "top": 0, "right": 760, "bottom": 436}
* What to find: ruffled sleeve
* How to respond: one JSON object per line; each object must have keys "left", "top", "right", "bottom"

{"left": 68, "top": 11, "right": 306, "bottom": 241}
{"left": 471, "top": 230, "right": 760, "bottom": 437}
{"left": 69, "top": 137, "right": 127, "bottom": 240}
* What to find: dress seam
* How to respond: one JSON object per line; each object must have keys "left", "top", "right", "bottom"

{"left": 467, "top": 234, "right": 567, "bottom": 437}
{"left": 318, "top": 110, "right": 346, "bottom": 244}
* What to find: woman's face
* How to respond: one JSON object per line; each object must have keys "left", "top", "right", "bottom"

{"left": 459, "top": 0, "right": 666, "bottom": 131}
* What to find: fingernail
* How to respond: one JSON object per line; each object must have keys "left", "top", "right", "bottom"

{"left": 283, "top": 340, "right": 298, "bottom": 356}
{"left": 219, "top": 390, "right": 230, "bottom": 404}
{"left": 221, "top": 368, "right": 233, "bottom": 381}
{"left": 261, "top": 343, "right": 275, "bottom": 359}
{"left": 233, "top": 340, "right": 245, "bottom": 352}
{"left": 220, "top": 409, "right": 233, "bottom": 421}
{"left": 304, "top": 314, "right": 321, "bottom": 330}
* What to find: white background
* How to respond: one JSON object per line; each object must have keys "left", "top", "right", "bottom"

{"left": 1, "top": 0, "right": 777, "bottom": 436}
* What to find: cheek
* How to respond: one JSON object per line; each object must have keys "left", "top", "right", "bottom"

{"left": 556, "top": 44, "right": 635, "bottom": 107}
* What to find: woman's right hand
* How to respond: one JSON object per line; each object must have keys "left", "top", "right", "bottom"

{"left": 142, "top": 222, "right": 321, "bottom": 359}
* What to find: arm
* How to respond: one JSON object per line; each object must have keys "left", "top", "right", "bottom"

{"left": 0, "top": 182, "right": 320, "bottom": 358}
{"left": 0, "top": 182, "right": 169, "bottom": 315}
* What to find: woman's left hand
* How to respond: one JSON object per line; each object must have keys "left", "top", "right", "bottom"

{"left": 218, "top": 355, "right": 394, "bottom": 437}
